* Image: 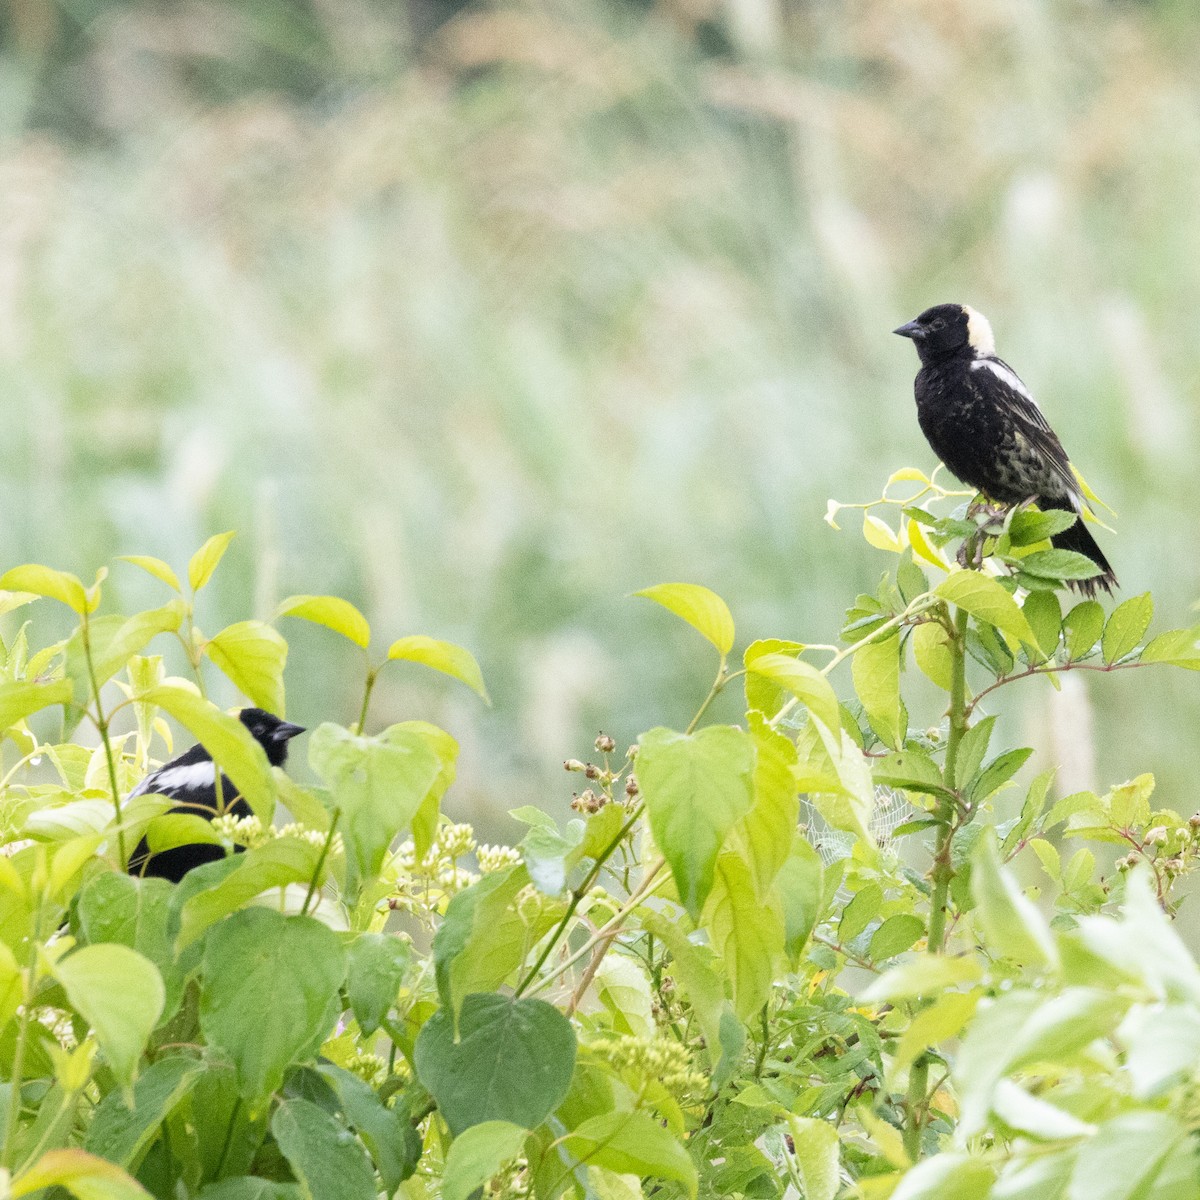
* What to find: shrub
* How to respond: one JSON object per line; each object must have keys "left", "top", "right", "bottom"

{"left": 1, "top": 474, "right": 1199, "bottom": 1199}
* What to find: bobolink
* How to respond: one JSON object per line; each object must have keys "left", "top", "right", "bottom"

{"left": 127, "top": 707, "right": 305, "bottom": 882}
{"left": 894, "top": 303, "right": 1116, "bottom": 596}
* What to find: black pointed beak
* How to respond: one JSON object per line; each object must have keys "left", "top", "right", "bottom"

{"left": 275, "top": 722, "right": 306, "bottom": 741}
{"left": 893, "top": 319, "right": 925, "bottom": 340}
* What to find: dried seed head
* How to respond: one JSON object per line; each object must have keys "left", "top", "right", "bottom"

{"left": 595, "top": 733, "right": 616, "bottom": 754}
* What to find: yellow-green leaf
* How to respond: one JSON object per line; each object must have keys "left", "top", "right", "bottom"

{"left": 744, "top": 651, "right": 839, "bottom": 731}
{"left": 634, "top": 582, "right": 734, "bottom": 657}
{"left": 912, "top": 620, "right": 953, "bottom": 690}
{"left": 118, "top": 556, "right": 182, "bottom": 593}
{"left": 12, "top": 1148, "right": 152, "bottom": 1199}
{"left": 277, "top": 594, "right": 371, "bottom": 649}
{"left": 851, "top": 633, "right": 904, "bottom": 748}
{"left": 387, "top": 635, "right": 489, "bottom": 702}
{"left": 935, "top": 571, "right": 1038, "bottom": 650}
{"left": 206, "top": 620, "right": 288, "bottom": 713}
{"left": 0, "top": 679, "right": 73, "bottom": 733}
{"left": 0, "top": 564, "right": 89, "bottom": 615}
{"left": 862, "top": 513, "right": 901, "bottom": 553}
{"left": 187, "top": 531, "right": 236, "bottom": 593}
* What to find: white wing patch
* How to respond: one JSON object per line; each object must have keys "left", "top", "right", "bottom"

{"left": 963, "top": 306, "right": 996, "bottom": 356}
{"left": 135, "top": 760, "right": 216, "bottom": 796}
{"left": 971, "top": 357, "right": 1039, "bottom": 406}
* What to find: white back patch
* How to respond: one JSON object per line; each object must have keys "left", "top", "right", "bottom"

{"left": 971, "top": 357, "right": 1038, "bottom": 406}
{"left": 142, "top": 760, "right": 216, "bottom": 794}
{"left": 963, "top": 306, "right": 996, "bottom": 356}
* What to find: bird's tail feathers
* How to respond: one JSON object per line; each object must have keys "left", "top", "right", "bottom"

{"left": 1050, "top": 509, "right": 1117, "bottom": 597}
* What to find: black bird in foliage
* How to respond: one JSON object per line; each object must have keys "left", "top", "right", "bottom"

{"left": 894, "top": 303, "right": 1117, "bottom": 596}
{"left": 127, "top": 707, "right": 305, "bottom": 883}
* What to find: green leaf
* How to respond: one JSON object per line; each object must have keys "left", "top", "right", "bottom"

{"left": 890, "top": 1153, "right": 994, "bottom": 1200}
{"left": 838, "top": 882, "right": 883, "bottom": 943}
{"left": 0, "top": 679, "right": 73, "bottom": 733}
{"left": 175, "top": 839, "right": 323, "bottom": 949}
{"left": 443, "top": 1121, "right": 529, "bottom": 1200}
{"left": 200, "top": 910, "right": 346, "bottom": 1107}
{"left": 188, "top": 531, "right": 236, "bottom": 592}
{"left": 1065, "top": 1112, "right": 1189, "bottom": 1200}
{"left": 935, "top": 571, "right": 1039, "bottom": 650}
{"left": 968, "top": 747, "right": 1033, "bottom": 803}
{"left": 743, "top": 651, "right": 839, "bottom": 731}
{"left": 75, "top": 874, "right": 182, "bottom": 1020}
{"left": 870, "top": 913, "right": 925, "bottom": 961}
{"left": 137, "top": 685, "right": 275, "bottom": 819}
{"left": 1101, "top": 592, "right": 1153, "bottom": 664}
{"left": 414, "top": 992, "right": 576, "bottom": 1135}
{"left": 1017, "top": 549, "right": 1102, "bottom": 583}
{"left": 851, "top": 632, "right": 904, "bottom": 748}
{"left": 276, "top": 594, "right": 371, "bottom": 649}
{"left": 11, "top": 1148, "right": 154, "bottom": 1199}
{"left": 971, "top": 830, "right": 1057, "bottom": 968}
{"left": 308, "top": 722, "right": 443, "bottom": 895}
{"left": 54, "top": 945, "right": 165, "bottom": 1092}
{"left": 637, "top": 725, "right": 755, "bottom": 920}
{"left": 732, "top": 713, "right": 798, "bottom": 896}
{"left": 1008, "top": 508, "right": 1078, "bottom": 546}
{"left": 206, "top": 621, "right": 289, "bottom": 714}
{"left": 703, "top": 852, "right": 784, "bottom": 1021}
{"left": 69, "top": 603, "right": 186, "bottom": 694}
{"left": 433, "top": 865, "right": 532, "bottom": 1017}
{"left": 1022, "top": 590, "right": 1061, "bottom": 657}
{"left": 1107, "top": 773, "right": 1154, "bottom": 830}
{"left": 562, "top": 1111, "right": 697, "bottom": 1198}
{"left": 386, "top": 635, "right": 489, "bottom": 702}
{"left": 784, "top": 1116, "right": 839, "bottom": 1200}
{"left": 873, "top": 749, "right": 952, "bottom": 800}
{"left": 633, "top": 582, "right": 734, "bottom": 657}
{"left": 1140, "top": 624, "right": 1200, "bottom": 670}
{"left": 346, "top": 933, "right": 409, "bottom": 1036}
{"left": 640, "top": 913, "right": 725, "bottom": 1060}
{"left": 118, "top": 555, "right": 182, "bottom": 593}
{"left": 0, "top": 563, "right": 90, "bottom": 614}
{"left": 1063, "top": 599, "right": 1105, "bottom": 660}
{"left": 1120, "top": 1003, "right": 1200, "bottom": 1099}
{"left": 954, "top": 716, "right": 996, "bottom": 791}
{"left": 317, "top": 1063, "right": 420, "bottom": 1194}
{"left": 912, "top": 620, "right": 953, "bottom": 690}
{"left": 271, "top": 1098, "right": 377, "bottom": 1200}
{"left": 84, "top": 1056, "right": 204, "bottom": 1169}
{"left": 196, "top": 1182, "right": 302, "bottom": 1200}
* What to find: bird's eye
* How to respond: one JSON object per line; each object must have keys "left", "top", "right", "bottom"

{"left": 930, "top": 319, "right": 945, "bottom": 331}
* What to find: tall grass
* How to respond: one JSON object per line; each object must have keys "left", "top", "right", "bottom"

{"left": 2, "top": 0, "right": 1200, "bottom": 826}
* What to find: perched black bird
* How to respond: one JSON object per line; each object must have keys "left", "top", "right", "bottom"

{"left": 894, "top": 303, "right": 1116, "bottom": 596}
{"left": 127, "top": 707, "right": 305, "bottom": 882}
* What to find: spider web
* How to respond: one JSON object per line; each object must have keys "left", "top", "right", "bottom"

{"left": 801, "top": 786, "right": 912, "bottom": 900}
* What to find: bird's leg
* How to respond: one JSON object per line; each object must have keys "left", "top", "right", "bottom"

{"left": 958, "top": 495, "right": 1009, "bottom": 568}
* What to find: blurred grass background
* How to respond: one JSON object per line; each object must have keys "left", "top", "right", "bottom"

{"left": 2, "top": 0, "right": 1199, "bottom": 832}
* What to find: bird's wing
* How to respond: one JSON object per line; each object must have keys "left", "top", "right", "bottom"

{"left": 971, "top": 357, "right": 1081, "bottom": 503}
{"left": 129, "top": 755, "right": 219, "bottom": 805}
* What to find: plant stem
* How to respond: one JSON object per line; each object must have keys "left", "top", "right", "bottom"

{"left": 300, "top": 809, "right": 341, "bottom": 917}
{"left": 81, "top": 615, "right": 128, "bottom": 869}
{"left": 513, "top": 803, "right": 644, "bottom": 997}
{"left": 1, "top": 986, "right": 31, "bottom": 1170}
{"left": 528, "top": 861, "right": 668, "bottom": 999}
{"left": 904, "top": 604, "right": 969, "bottom": 1162}
{"left": 685, "top": 657, "right": 728, "bottom": 735}
{"left": 355, "top": 664, "right": 378, "bottom": 735}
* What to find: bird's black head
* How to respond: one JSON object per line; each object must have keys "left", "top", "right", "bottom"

{"left": 893, "top": 303, "right": 994, "bottom": 366}
{"left": 238, "top": 707, "right": 306, "bottom": 767}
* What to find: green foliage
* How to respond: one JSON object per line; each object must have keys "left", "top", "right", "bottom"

{"left": 1, "top": 497, "right": 1200, "bottom": 1198}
